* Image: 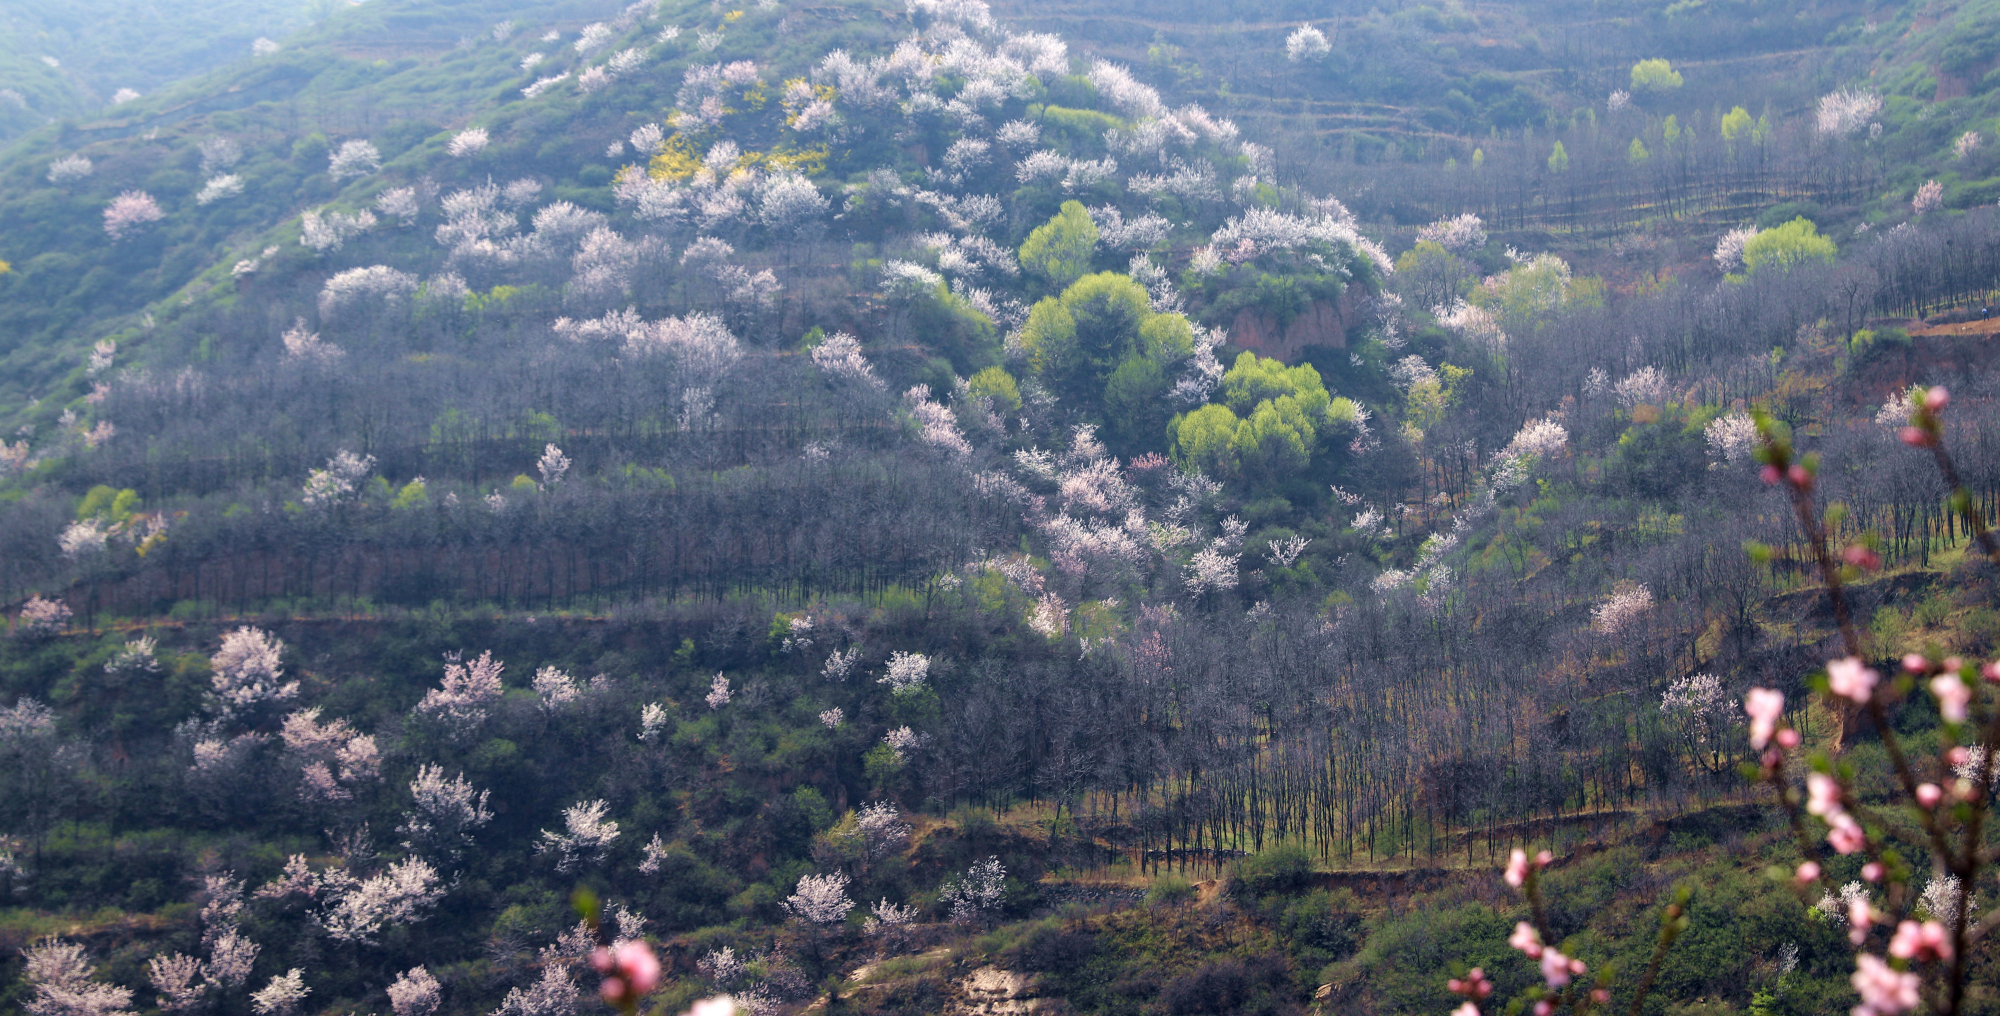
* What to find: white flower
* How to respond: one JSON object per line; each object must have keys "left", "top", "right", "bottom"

{"left": 536, "top": 800, "right": 620, "bottom": 872}
{"left": 783, "top": 871, "right": 854, "bottom": 924}
{"left": 879, "top": 651, "right": 930, "bottom": 694}
{"left": 328, "top": 140, "right": 382, "bottom": 180}
{"left": 1591, "top": 582, "right": 1653, "bottom": 635}
{"left": 447, "top": 127, "right": 490, "bottom": 157}
{"left": 939, "top": 856, "right": 1005, "bottom": 921}
{"left": 249, "top": 970, "right": 309, "bottom": 1016}
{"left": 1284, "top": 25, "right": 1331, "bottom": 62}
{"left": 1704, "top": 412, "right": 1758, "bottom": 465}
{"left": 47, "top": 155, "right": 93, "bottom": 185}
{"left": 1816, "top": 89, "right": 1882, "bottom": 139}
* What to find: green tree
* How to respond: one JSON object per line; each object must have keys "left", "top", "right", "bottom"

{"left": 1171, "top": 353, "right": 1359, "bottom": 479}
{"left": 966, "top": 366, "right": 1022, "bottom": 415}
{"left": 1628, "top": 138, "right": 1650, "bottom": 164}
{"left": 1021, "top": 272, "right": 1190, "bottom": 403}
{"left": 1720, "top": 106, "right": 1753, "bottom": 142}
{"left": 1019, "top": 200, "right": 1099, "bottom": 291}
{"left": 1742, "top": 217, "right": 1837, "bottom": 275}
{"left": 1630, "top": 58, "right": 1683, "bottom": 92}
{"left": 1103, "top": 356, "right": 1171, "bottom": 454}
{"left": 1547, "top": 140, "right": 1569, "bottom": 173}
{"left": 1170, "top": 403, "right": 1241, "bottom": 477}
{"left": 1393, "top": 240, "right": 1475, "bottom": 310}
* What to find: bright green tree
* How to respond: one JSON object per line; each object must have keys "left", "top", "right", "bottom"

{"left": 1171, "top": 353, "right": 1359, "bottom": 479}
{"left": 1741, "top": 217, "right": 1837, "bottom": 275}
{"left": 1019, "top": 200, "right": 1100, "bottom": 291}
{"left": 1628, "top": 138, "right": 1650, "bottom": 164}
{"left": 1547, "top": 140, "right": 1569, "bottom": 173}
{"left": 1018, "top": 271, "right": 1198, "bottom": 454}
{"left": 1720, "top": 106, "right": 1753, "bottom": 142}
{"left": 1629, "top": 59, "right": 1683, "bottom": 92}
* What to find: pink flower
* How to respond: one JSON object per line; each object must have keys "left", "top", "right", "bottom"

{"left": 1917, "top": 784, "right": 1943, "bottom": 808}
{"left": 1540, "top": 948, "right": 1580, "bottom": 988}
{"left": 1451, "top": 1004, "right": 1479, "bottom": 1016}
{"left": 1852, "top": 954, "right": 1921, "bottom": 1014}
{"left": 1932, "top": 675, "right": 1971, "bottom": 724}
{"left": 1745, "top": 688, "right": 1784, "bottom": 749}
{"left": 592, "top": 940, "right": 661, "bottom": 1005}
{"left": 1509, "top": 921, "right": 1544, "bottom": 958}
{"left": 1844, "top": 544, "right": 1882, "bottom": 571}
{"left": 1504, "top": 849, "right": 1529, "bottom": 887}
{"left": 1777, "top": 728, "right": 1801, "bottom": 748}
{"left": 1983, "top": 662, "right": 2000, "bottom": 684}
{"left": 1901, "top": 426, "right": 1933, "bottom": 448}
{"left": 1849, "top": 896, "right": 1877, "bottom": 945}
{"left": 1829, "top": 813, "right": 1867, "bottom": 855}
{"left": 682, "top": 999, "right": 737, "bottom": 1016}
{"left": 1806, "top": 773, "right": 1844, "bottom": 816}
{"left": 1788, "top": 464, "right": 1813, "bottom": 488}
{"left": 1828, "top": 657, "right": 1879, "bottom": 704}
{"left": 1795, "top": 861, "right": 1821, "bottom": 885}
{"left": 1863, "top": 862, "right": 1884, "bottom": 882}
{"left": 1533, "top": 1002, "right": 1553, "bottom": 1016}
{"left": 1924, "top": 386, "right": 1950, "bottom": 412}
{"left": 1904, "top": 654, "right": 1932, "bottom": 674}
{"left": 1448, "top": 968, "right": 1494, "bottom": 1000}
{"left": 1888, "top": 920, "right": 1952, "bottom": 962}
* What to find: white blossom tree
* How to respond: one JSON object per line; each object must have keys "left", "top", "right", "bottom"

{"left": 23, "top": 939, "right": 135, "bottom": 1016}
{"left": 249, "top": 970, "right": 308, "bottom": 1016}
{"left": 1284, "top": 25, "right": 1331, "bottom": 62}
{"left": 207, "top": 627, "right": 297, "bottom": 723}
{"left": 147, "top": 954, "right": 206, "bottom": 1013}
{"left": 414, "top": 651, "right": 505, "bottom": 737}
{"left": 938, "top": 856, "right": 1005, "bottom": 921}
{"left": 318, "top": 858, "right": 447, "bottom": 943}
{"left": 103, "top": 191, "right": 164, "bottom": 240}
{"left": 783, "top": 871, "right": 855, "bottom": 924}
{"left": 399, "top": 764, "right": 493, "bottom": 859}
{"left": 328, "top": 140, "right": 382, "bottom": 180}
{"left": 878, "top": 651, "right": 929, "bottom": 694}
{"left": 537, "top": 799, "right": 620, "bottom": 872}
{"left": 387, "top": 967, "right": 443, "bottom": 1016}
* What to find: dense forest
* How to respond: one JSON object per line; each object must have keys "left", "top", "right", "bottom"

{"left": 5, "top": 0, "right": 2000, "bottom": 1015}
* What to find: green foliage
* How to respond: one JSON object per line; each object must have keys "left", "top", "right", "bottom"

{"left": 966, "top": 366, "right": 1022, "bottom": 414}
{"left": 1630, "top": 58, "right": 1685, "bottom": 92}
{"left": 1720, "top": 105, "right": 1754, "bottom": 141}
{"left": 1742, "top": 217, "right": 1837, "bottom": 274}
{"left": 1019, "top": 200, "right": 1100, "bottom": 291}
{"left": 1547, "top": 140, "right": 1570, "bottom": 172}
{"left": 1019, "top": 271, "right": 1197, "bottom": 450}
{"left": 1628, "top": 138, "right": 1651, "bottom": 164}
{"left": 1172, "top": 352, "right": 1356, "bottom": 480}
{"left": 905, "top": 282, "right": 1000, "bottom": 375}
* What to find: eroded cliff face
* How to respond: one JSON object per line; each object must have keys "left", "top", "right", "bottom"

{"left": 1227, "top": 293, "right": 1358, "bottom": 362}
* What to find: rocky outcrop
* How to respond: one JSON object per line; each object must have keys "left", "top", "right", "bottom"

{"left": 1227, "top": 293, "right": 1359, "bottom": 362}
{"left": 955, "top": 966, "right": 1058, "bottom": 1015}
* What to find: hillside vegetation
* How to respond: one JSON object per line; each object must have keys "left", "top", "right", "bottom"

{"left": 1, "top": 0, "right": 2000, "bottom": 1015}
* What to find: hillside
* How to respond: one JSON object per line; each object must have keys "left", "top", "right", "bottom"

{"left": 1, "top": 0, "right": 2000, "bottom": 1015}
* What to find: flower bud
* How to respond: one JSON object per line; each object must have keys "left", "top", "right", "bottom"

{"left": 1863, "top": 862, "right": 1884, "bottom": 882}
{"left": 1917, "top": 784, "right": 1943, "bottom": 808}
{"left": 1925, "top": 386, "right": 1950, "bottom": 412}
{"left": 1904, "top": 654, "right": 1932, "bottom": 674}
{"left": 1788, "top": 464, "right": 1813, "bottom": 488}
{"left": 1794, "top": 861, "right": 1821, "bottom": 885}
{"left": 1901, "top": 426, "right": 1932, "bottom": 448}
